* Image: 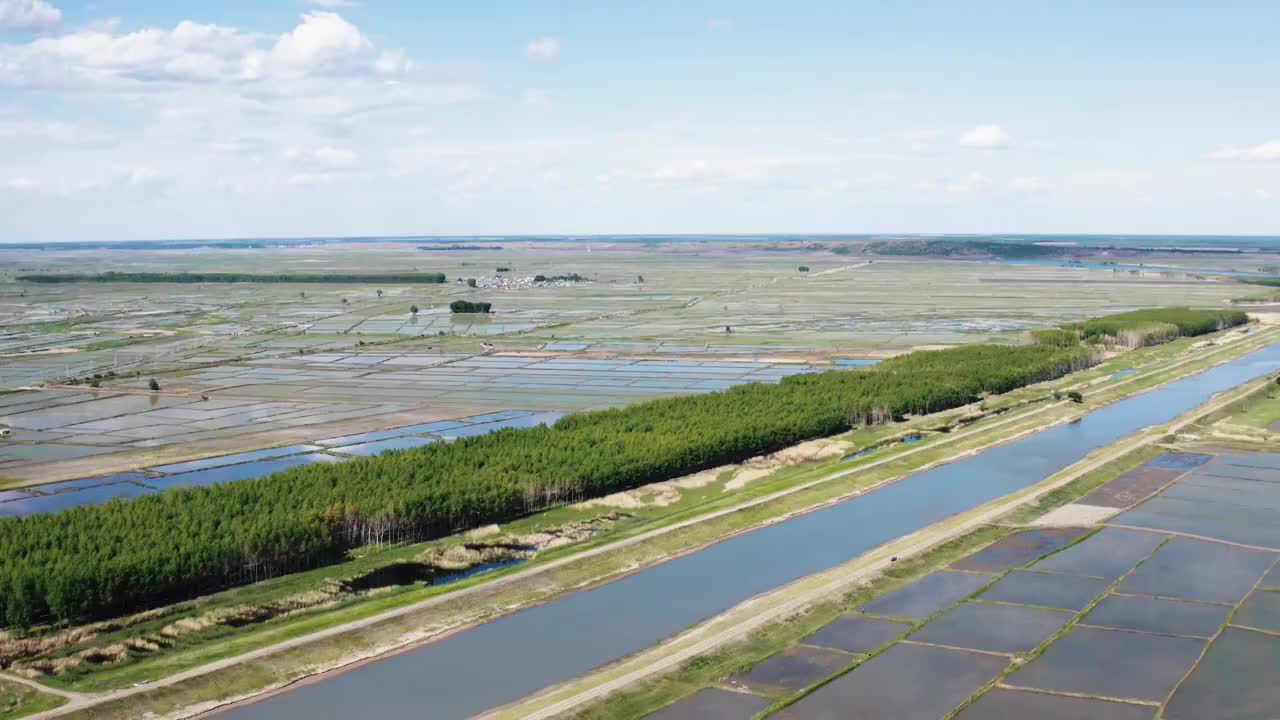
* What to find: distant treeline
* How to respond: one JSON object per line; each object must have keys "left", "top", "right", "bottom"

{"left": 450, "top": 300, "right": 492, "bottom": 313}
{"left": 0, "top": 342, "right": 1095, "bottom": 627}
{"left": 534, "top": 273, "right": 588, "bottom": 282}
{"left": 837, "top": 240, "right": 1068, "bottom": 259}
{"left": 1242, "top": 277, "right": 1280, "bottom": 287}
{"left": 417, "top": 245, "right": 504, "bottom": 251}
{"left": 18, "top": 272, "right": 448, "bottom": 284}
{"left": 1030, "top": 308, "right": 1248, "bottom": 349}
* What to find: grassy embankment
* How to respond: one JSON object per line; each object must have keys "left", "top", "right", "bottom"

{"left": 34, "top": 324, "right": 1274, "bottom": 720}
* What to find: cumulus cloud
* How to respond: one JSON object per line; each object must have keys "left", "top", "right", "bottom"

{"left": 958, "top": 124, "right": 1011, "bottom": 149}
{"left": 0, "top": 12, "right": 405, "bottom": 90}
{"left": 0, "top": 0, "right": 60, "bottom": 31}
{"left": 525, "top": 36, "right": 560, "bottom": 61}
{"left": 1208, "top": 140, "right": 1280, "bottom": 162}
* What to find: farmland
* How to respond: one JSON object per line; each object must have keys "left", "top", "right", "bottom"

{"left": 0, "top": 237, "right": 1277, "bottom": 720}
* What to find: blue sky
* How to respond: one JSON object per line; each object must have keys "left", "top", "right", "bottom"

{"left": 0, "top": 0, "right": 1278, "bottom": 241}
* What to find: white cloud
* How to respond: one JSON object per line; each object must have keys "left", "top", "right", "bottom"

{"left": 0, "top": 12, "right": 406, "bottom": 90}
{"left": 525, "top": 36, "right": 560, "bottom": 61}
{"left": 306, "top": 0, "right": 356, "bottom": 6}
{"left": 706, "top": 17, "right": 734, "bottom": 30}
{"left": 522, "top": 88, "right": 551, "bottom": 106}
{"left": 1208, "top": 140, "right": 1280, "bottom": 162}
{"left": 263, "top": 12, "right": 368, "bottom": 76}
{"left": 0, "top": 0, "right": 60, "bottom": 31}
{"left": 374, "top": 48, "right": 414, "bottom": 74}
{"left": 958, "top": 124, "right": 1011, "bottom": 149}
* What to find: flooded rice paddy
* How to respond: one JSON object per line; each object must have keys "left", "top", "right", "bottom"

{"left": 0, "top": 353, "right": 829, "bottom": 479}
{"left": 0, "top": 409, "right": 565, "bottom": 517}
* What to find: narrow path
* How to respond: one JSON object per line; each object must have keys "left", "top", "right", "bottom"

{"left": 811, "top": 262, "right": 870, "bottom": 276}
{"left": 0, "top": 672, "right": 90, "bottom": 702}
{"left": 20, "top": 327, "right": 1276, "bottom": 720}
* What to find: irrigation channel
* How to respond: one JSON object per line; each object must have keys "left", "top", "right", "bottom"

{"left": 215, "top": 343, "right": 1280, "bottom": 720}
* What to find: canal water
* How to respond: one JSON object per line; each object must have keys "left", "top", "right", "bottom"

{"left": 217, "top": 343, "right": 1280, "bottom": 720}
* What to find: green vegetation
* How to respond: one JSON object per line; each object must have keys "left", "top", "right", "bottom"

{"left": 1030, "top": 308, "right": 1251, "bottom": 350}
{"left": 842, "top": 239, "right": 1067, "bottom": 259}
{"left": 17, "top": 272, "right": 448, "bottom": 284}
{"left": 0, "top": 343, "right": 1092, "bottom": 627}
{"left": 798, "top": 266, "right": 810, "bottom": 272}
{"left": 533, "top": 273, "right": 587, "bottom": 282}
{"left": 449, "top": 300, "right": 492, "bottom": 313}
{"left": 1028, "top": 328, "right": 1078, "bottom": 347}
{"left": 1063, "top": 308, "right": 1247, "bottom": 348}
{"left": 416, "top": 245, "right": 503, "bottom": 251}
{"left": 1242, "top": 276, "right": 1280, "bottom": 287}
{"left": 147, "top": 378, "right": 161, "bottom": 392}
{"left": 0, "top": 679, "right": 66, "bottom": 719}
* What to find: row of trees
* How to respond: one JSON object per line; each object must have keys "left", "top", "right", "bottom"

{"left": 1046, "top": 308, "right": 1249, "bottom": 349}
{"left": 450, "top": 300, "right": 492, "bottom": 313}
{"left": 17, "top": 272, "right": 448, "bottom": 284}
{"left": 0, "top": 343, "right": 1093, "bottom": 628}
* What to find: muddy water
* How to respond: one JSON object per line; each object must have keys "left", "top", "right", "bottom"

{"left": 216, "top": 343, "right": 1280, "bottom": 720}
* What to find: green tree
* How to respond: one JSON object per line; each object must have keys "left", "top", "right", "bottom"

{"left": 148, "top": 378, "right": 161, "bottom": 392}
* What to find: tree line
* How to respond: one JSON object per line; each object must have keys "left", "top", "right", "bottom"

{"left": 1037, "top": 308, "right": 1248, "bottom": 349}
{"left": 17, "top": 272, "right": 448, "bottom": 284}
{"left": 0, "top": 342, "right": 1096, "bottom": 628}
{"left": 450, "top": 300, "right": 492, "bottom": 313}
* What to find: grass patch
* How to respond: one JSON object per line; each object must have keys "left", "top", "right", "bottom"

{"left": 0, "top": 680, "right": 65, "bottom": 720}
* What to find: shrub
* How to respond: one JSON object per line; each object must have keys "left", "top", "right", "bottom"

{"left": 449, "top": 300, "right": 492, "bottom": 314}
